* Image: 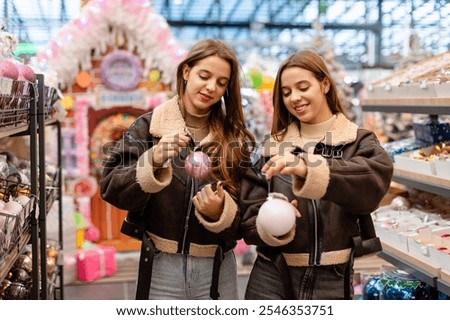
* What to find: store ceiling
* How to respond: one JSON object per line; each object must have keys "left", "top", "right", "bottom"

{"left": 1, "top": 0, "right": 449, "bottom": 69}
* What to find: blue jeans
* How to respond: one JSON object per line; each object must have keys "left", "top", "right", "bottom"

{"left": 245, "top": 256, "right": 354, "bottom": 300}
{"left": 148, "top": 250, "right": 238, "bottom": 300}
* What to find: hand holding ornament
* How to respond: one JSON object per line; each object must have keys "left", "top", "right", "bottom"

{"left": 183, "top": 128, "right": 212, "bottom": 179}
{"left": 152, "top": 133, "right": 191, "bottom": 167}
{"left": 192, "top": 182, "right": 225, "bottom": 221}
{"left": 262, "top": 153, "right": 307, "bottom": 180}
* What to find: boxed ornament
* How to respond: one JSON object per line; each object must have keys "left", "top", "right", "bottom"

{"left": 372, "top": 206, "right": 418, "bottom": 252}
{"left": 406, "top": 226, "right": 450, "bottom": 269}
{"left": 412, "top": 118, "right": 450, "bottom": 144}
{"left": 394, "top": 146, "right": 437, "bottom": 176}
{"left": 382, "top": 137, "right": 431, "bottom": 161}
{"left": 76, "top": 244, "right": 117, "bottom": 282}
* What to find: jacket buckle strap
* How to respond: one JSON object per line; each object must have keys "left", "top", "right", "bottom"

{"left": 210, "top": 245, "right": 225, "bottom": 300}
{"left": 320, "top": 147, "right": 344, "bottom": 159}
{"left": 135, "top": 233, "right": 156, "bottom": 300}
{"left": 321, "top": 148, "right": 332, "bottom": 158}
{"left": 333, "top": 150, "right": 343, "bottom": 158}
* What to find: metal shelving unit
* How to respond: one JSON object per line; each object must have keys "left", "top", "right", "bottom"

{"left": 35, "top": 74, "right": 64, "bottom": 300}
{"left": 0, "top": 74, "right": 63, "bottom": 300}
{"left": 362, "top": 99, "right": 450, "bottom": 297}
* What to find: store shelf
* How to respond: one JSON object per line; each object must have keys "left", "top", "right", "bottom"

{"left": 438, "top": 270, "right": 450, "bottom": 296}
{"left": 378, "top": 242, "right": 440, "bottom": 287}
{"left": 0, "top": 230, "right": 31, "bottom": 282}
{"left": 361, "top": 101, "right": 450, "bottom": 114}
{"left": 392, "top": 167, "right": 450, "bottom": 198}
{"left": 44, "top": 118, "right": 59, "bottom": 126}
{"left": 0, "top": 124, "right": 29, "bottom": 138}
{"left": 379, "top": 242, "right": 450, "bottom": 297}
{"left": 363, "top": 54, "right": 450, "bottom": 298}
{"left": 0, "top": 74, "right": 63, "bottom": 300}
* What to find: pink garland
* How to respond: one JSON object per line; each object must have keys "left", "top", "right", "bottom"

{"left": 74, "top": 99, "right": 91, "bottom": 177}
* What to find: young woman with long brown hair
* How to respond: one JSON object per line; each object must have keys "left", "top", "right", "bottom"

{"left": 100, "top": 39, "right": 254, "bottom": 300}
{"left": 240, "top": 50, "right": 393, "bottom": 299}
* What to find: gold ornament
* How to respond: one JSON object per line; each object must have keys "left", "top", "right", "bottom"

{"left": 47, "top": 247, "right": 59, "bottom": 261}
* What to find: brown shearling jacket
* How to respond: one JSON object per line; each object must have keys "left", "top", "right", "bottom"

{"left": 239, "top": 113, "right": 394, "bottom": 266}
{"left": 99, "top": 97, "right": 241, "bottom": 256}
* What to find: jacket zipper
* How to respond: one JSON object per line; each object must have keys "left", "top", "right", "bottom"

{"left": 311, "top": 199, "right": 319, "bottom": 265}
{"left": 181, "top": 176, "right": 195, "bottom": 254}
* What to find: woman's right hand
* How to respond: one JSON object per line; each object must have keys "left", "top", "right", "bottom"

{"left": 152, "top": 133, "right": 191, "bottom": 167}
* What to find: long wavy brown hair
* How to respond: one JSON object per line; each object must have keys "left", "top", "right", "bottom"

{"left": 272, "top": 50, "right": 346, "bottom": 141}
{"left": 176, "top": 39, "right": 255, "bottom": 199}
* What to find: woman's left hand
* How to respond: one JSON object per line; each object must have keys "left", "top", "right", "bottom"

{"left": 192, "top": 182, "right": 225, "bottom": 221}
{"left": 262, "top": 153, "right": 307, "bottom": 180}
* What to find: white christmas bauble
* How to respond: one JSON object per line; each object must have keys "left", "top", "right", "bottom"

{"left": 15, "top": 195, "right": 31, "bottom": 207}
{"left": 0, "top": 214, "right": 7, "bottom": 229}
{"left": 256, "top": 193, "right": 297, "bottom": 236}
{"left": 390, "top": 196, "right": 410, "bottom": 211}
{"left": 3, "top": 200, "right": 22, "bottom": 215}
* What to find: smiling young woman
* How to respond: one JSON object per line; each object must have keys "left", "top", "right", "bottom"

{"left": 100, "top": 39, "right": 255, "bottom": 300}
{"left": 239, "top": 50, "right": 394, "bottom": 300}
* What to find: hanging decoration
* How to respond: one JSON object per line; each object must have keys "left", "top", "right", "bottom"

{"left": 76, "top": 71, "right": 92, "bottom": 89}
{"left": 74, "top": 99, "right": 92, "bottom": 177}
{"left": 148, "top": 69, "right": 161, "bottom": 82}
{"left": 90, "top": 113, "right": 137, "bottom": 176}
{"left": 61, "top": 95, "right": 75, "bottom": 110}
{"left": 71, "top": 175, "right": 98, "bottom": 198}
{"left": 100, "top": 50, "right": 142, "bottom": 91}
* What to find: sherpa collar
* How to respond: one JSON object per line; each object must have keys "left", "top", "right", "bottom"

{"left": 149, "top": 96, "right": 215, "bottom": 144}
{"left": 261, "top": 113, "right": 358, "bottom": 157}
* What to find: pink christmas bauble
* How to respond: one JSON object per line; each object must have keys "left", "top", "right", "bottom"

{"left": 257, "top": 193, "right": 297, "bottom": 236}
{"left": 17, "top": 64, "right": 35, "bottom": 82}
{"left": 0, "top": 59, "right": 19, "bottom": 80}
{"left": 185, "top": 151, "right": 211, "bottom": 179}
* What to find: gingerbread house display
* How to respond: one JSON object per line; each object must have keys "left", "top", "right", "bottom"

{"left": 35, "top": 0, "right": 186, "bottom": 251}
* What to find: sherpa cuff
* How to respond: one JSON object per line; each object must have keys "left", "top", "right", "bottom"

{"left": 136, "top": 147, "right": 173, "bottom": 193}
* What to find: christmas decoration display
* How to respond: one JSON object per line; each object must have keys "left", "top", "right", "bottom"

{"left": 242, "top": 88, "right": 272, "bottom": 143}
{"left": 34, "top": 0, "right": 186, "bottom": 89}
{"left": 0, "top": 23, "right": 18, "bottom": 59}
{"left": 71, "top": 175, "right": 98, "bottom": 198}
{"left": 363, "top": 268, "right": 433, "bottom": 300}
{"left": 100, "top": 50, "right": 142, "bottom": 91}
{"left": 302, "top": 19, "right": 360, "bottom": 125}
{"left": 16, "top": 64, "right": 35, "bottom": 82}
{"left": 76, "top": 244, "right": 117, "bottom": 282}
{"left": 0, "top": 59, "right": 18, "bottom": 79}
{"left": 241, "top": 52, "right": 279, "bottom": 143}
{"left": 90, "top": 113, "right": 137, "bottom": 176}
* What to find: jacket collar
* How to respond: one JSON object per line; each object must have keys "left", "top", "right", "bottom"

{"left": 261, "top": 113, "right": 358, "bottom": 157}
{"left": 149, "top": 96, "right": 215, "bottom": 144}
